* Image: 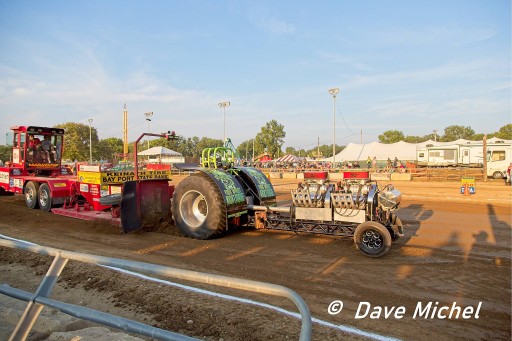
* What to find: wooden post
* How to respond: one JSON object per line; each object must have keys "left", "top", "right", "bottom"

{"left": 483, "top": 134, "right": 487, "bottom": 182}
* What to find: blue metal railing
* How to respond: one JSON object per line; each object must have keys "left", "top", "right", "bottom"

{"left": 0, "top": 238, "right": 312, "bottom": 341}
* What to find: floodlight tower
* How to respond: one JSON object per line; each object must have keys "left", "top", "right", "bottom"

{"left": 328, "top": 88, "right": 340, "bottom": 165}
{"left": 218, "top": 101, "right": 230, "bottom": 143}
{"left": 144, "top": 112, "right": 153, "bottom": 150}
{"left": 123, "top": 104, "right": 128, "bottom": 160}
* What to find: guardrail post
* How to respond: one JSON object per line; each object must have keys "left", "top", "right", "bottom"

{"left": 9, "top": 253, "right": 68, "bottom": 341}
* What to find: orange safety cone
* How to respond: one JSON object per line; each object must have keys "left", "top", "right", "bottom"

{"left": 463, "top": 183, "right": 470, "bottom": 196}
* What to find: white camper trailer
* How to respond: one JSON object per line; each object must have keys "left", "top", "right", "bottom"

{"left": 416, "top": 142, "right": 511, "bottom": 177}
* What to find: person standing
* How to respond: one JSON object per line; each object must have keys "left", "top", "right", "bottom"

{"left": 507, "top": 162, "right": 512, "bottom": 185}
{"left": 372, "top": 156, "right": 377, "bottom": 170}
{"left": 366, "top": 156, "right": 371, "bottom": 169}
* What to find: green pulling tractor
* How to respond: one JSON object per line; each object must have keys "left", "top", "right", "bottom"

{"left": 172, "top": 147, "right": 404, "bottom": 257}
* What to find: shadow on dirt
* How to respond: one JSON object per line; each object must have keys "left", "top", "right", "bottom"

{"left": 396, "top": 203, "right": 433, "bottom": 246}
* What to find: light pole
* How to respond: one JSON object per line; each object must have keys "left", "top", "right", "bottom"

{"left": 144, "top": 112, "right": 153, "bottom": 150}
{"left": 88, "top": 118, "right": 93, "bottom": 164}
{"left": 328, "top": 88, "right": 339, "bottom": 165}
{"left": 218, "top": 101, "right": 230, "bottom": 143}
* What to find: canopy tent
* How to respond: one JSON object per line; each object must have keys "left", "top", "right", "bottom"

{"left": 321, "top": 141, "right": 418, "bottom": 162}
{"left": 320, "top": 138, "right": 512, "bottom": 162}
{"left": 274, "top": 154, "right": 302, "bottom": 163}
{"left": 137, "top": 146, "right": 182, "bottom": 156}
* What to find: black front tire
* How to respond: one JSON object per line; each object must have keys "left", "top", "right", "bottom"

{"left": 172, "top": 174, "right": 226, "bottom": 239}
{"left": 492, "top": 171, "right": 504, "bottom": 179}
{"left": 24, "top": 181, "right": 40, "bottom": 209}
{"left": 354, "top": 221, "right": 392, "bottom": 257}
{"left": 38, "top": 183, "right": 52, "bottom": 212}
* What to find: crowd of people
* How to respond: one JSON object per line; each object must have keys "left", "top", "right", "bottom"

{"left": 252, "top": 156, "right": 409, "bottom": 173}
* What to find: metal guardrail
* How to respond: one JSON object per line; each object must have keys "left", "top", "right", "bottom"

{"left": 0, "top": 238, "right": 312, "bottom": 341}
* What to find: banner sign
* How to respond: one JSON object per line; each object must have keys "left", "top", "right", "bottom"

{"left": 78, "top": 170, "right": 171, "bottom": 185}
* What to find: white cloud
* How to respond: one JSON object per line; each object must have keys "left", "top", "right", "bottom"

{"left": 246, "top": 5, "right": 295, "bottom": 35}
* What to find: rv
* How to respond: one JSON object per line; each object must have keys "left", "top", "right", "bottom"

{"left": 416, "top": 142, "right": 511, "bottom": 178}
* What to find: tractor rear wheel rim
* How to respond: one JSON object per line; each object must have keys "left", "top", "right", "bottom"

{"left": 40, "top": 189, "right": 49, "bottom": 207}
{"left": 180, "top": 190, "right": 208, "bottom": 229}
{"left": 361, "top": 229, "right": 383, "bottom": 249}
{"left": 26, "top": 188, "right": 35, "bottom": 204}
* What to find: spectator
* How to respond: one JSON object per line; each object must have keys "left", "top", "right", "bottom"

{"left": 366, "top": 156, "right": 371, "bottom": 169}
{"left": 393, "top": 157, "right": 399, "bottom": 168}
{"left": 372, "top": 156, "right": 377, "bottom": 170}
{"left": 507, "top": 162, "right": 511, "bottom": 185}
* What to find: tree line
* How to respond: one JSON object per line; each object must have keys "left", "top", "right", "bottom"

{"left": 378, "top": 124, "right": 511, "bottom": 144}
{"left": 0, "top": 123, "right": 510, "bottom": 163}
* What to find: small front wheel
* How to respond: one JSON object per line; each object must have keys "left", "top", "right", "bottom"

{"left": 354, "top": 221, "right": 392, "bottom": 257}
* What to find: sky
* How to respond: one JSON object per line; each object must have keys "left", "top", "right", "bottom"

{"left": 0, "top": 0, "right": 510, "bottom": 150}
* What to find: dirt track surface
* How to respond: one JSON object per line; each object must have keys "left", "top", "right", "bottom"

{"left": 1, "top": 177, "right": 511, "bottom": 340}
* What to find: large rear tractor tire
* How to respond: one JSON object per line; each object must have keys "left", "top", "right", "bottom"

{"left": 24, "top": 181, "right": 40, "bottom": 209}
{"left": 38, "top": 183, "right": 53, "bottom": 212}
{"left": 172, "top": 174, "right": 227, "bottom": 239}
{"left": 354, "top": 221, "right": 392, "bottom": 257}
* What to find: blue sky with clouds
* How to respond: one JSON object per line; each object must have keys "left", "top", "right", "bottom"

{"left": 0, "top": 0, "right": 510, "bottom": 149}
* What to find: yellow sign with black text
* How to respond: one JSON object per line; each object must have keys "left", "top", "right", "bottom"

{"left": 78, "top": 170, "right": 170, "bottom": 185}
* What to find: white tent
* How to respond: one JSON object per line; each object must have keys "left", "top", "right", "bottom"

{"left": 138, "top": 146, "right": 184, "bottom": 163}
{"left": 321, "top": 141, "right": 418, "bottom": 162}
{"left": 137, "top": 146, "right": 182, "bottom": 156}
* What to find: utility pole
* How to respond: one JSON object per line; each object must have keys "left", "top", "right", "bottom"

{"left": 483, "top": 134, "right": 487, "bottom": 182}
{"left": 317, "top": 137, "right": 320, "bottom": 160}
{"left": 328, "top": 88, "right": 339, "bottom": 164}
{"left": 433, "top": 129, "right": 438, "bottom": 142}
{"left": 360, "top": 129, "right": 363, "bottom": 144}
{"left": 252, "top": 138, "right": 255, "bottom": 162}
{"left": 88, "top": 118, "right": 93, "bottom": 164}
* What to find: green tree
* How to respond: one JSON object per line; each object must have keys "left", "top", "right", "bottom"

{"left": 254, "top": 120, "right": 286, "bottom": 158}
{"left": 285, "top": 147, "right": 297, "bottom": 155}
{"left": 98, "top": 137, "right": 124, "bottom": 160}
{"left": 469, "top": 133, "right": 485, "bottom": 141}
{"left": 0, "top": 145, "right": 12, "bottom": 163}
{"left": 404, "top": 135, "right": 427, "bottom": 143}
{"left": 378, "top": 130, "right": 405, "bottom": 144}
{"left": 237, "top": 139, "right": 255, "bottom": 160}
{"left": 54, "top": 122, "right": 98, "bottom": 162}
{"left": 317, "top": 144, "right": 344, "bottom": 158}
{"left": 495, "top": 124, "right": 512, "bottom": 140}
{"left": 102, "top": 137, "right": 124, "bottom": 153}
{"left": 178, "top": 137, "right": 198, "bottom": 157}
{"left": 441, "top": 125, "right": 475, "bottom": 141}
{"left": 195, "top": 137, "right": 224, "bottom": 156}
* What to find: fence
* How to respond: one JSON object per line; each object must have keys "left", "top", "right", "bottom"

{"left": 407, "top": 167, "right": 485, "bottom": 181}
{"left": 253, "top": 166, "right": 487, "bottom": 182}
{"left": 0, "top": 238, "right": 312, "bottom": 341}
